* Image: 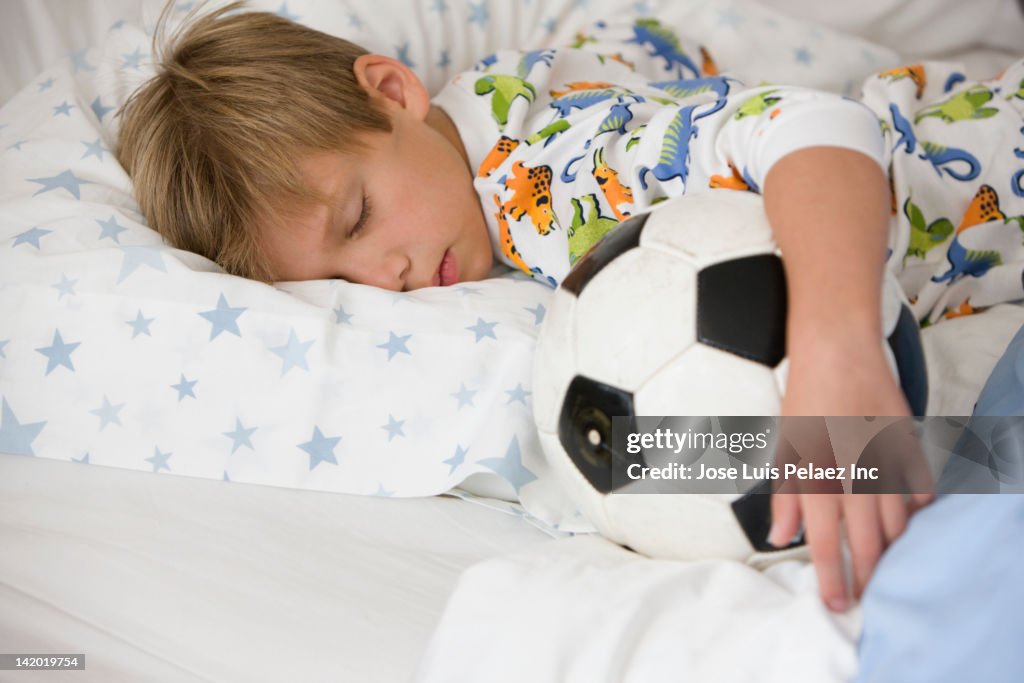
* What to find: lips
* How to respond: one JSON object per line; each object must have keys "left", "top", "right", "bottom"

{"left": 437, "top": 248, "right": 458, "bottom": 287}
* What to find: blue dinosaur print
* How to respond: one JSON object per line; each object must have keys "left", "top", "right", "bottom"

{"left": 1013, "top": 128, "right": 1024, "bottom": 198}
{"left": 626, "top": 18, "right": 700, "bottom": 79}
{"left": 517, "top": 50, "right": 555, "bottom": 80}
{"left": 889, "top": 103, "right": 980, "bottom": 181}
{"left": 649, "top": 76, "right": 739, "bottom": 118}
{"left": 475, "top": 54, "right": 498, "bottom": 71}
{"left": 931, "top": 238, "right": 1001, "bottom": 283}
{"left": 918, "top": 141, "right": 980, "bottom": 181}
{"left": 637, "top": 104, "right": 701, "bottom": 190}
{"left": 595, "top": 101, "right": 635, "bottom": 137}
{"left": 943, "top": 72, "right": 966, "bottom": 93}
{"left": 549, "top": 87, "right": 644, "bottom": 118}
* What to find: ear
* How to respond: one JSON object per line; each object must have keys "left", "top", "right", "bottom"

{"left": 354, "top": 54, "right": 430, "bottom": 120}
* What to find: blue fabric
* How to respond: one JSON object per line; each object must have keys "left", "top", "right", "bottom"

{"left": 855, "top": 323, "right": 1024, "bottom": 683}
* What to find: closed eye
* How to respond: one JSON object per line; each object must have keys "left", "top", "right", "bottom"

{"left": 349, "top": 193, "right": 372, "bottom": 238}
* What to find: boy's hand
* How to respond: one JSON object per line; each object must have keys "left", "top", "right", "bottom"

{"left": 769, "top": 338, "right": 934, "bottom": 612}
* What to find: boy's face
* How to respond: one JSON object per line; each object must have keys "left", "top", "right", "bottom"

{"left": 260, "top": 59, "right": 493, "bottom": 289}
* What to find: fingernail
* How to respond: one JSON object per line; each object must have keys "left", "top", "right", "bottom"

{"left": 828, "top": 597, "right": 848, "bottom": 612}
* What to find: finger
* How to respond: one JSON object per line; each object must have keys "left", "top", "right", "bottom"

{"left": 769, "top": 493, "right": 802, "bottom": 547}
{"left": 844, "top": 494, "right": 885, "bottom": 599}
{"left": 879, "top": 493, "right": 908, "bottom": 544}
{"left": 803, "top": 495, "right": 847, "bottom": 611}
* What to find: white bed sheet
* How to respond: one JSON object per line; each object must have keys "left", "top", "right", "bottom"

{"left": 0, "top": 453, "right": 551, "bottom": 682}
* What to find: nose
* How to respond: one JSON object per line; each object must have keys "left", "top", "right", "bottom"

{"left": 349, "top": 248, "right": 410, "bottom": 291}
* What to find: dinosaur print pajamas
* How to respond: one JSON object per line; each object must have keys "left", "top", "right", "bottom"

{"left": 431, "top": 18, "right": 1024, "bottom": 324}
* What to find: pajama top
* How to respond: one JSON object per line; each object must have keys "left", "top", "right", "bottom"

{"left": 432, "top": 18, "right": 1024, "bottom": 324}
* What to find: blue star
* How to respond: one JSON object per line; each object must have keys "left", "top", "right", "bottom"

{"left": 0, "top": 340, "right": 7, "bottom": 358}
{"left": 633, "top": 1, "right": 651, "bottom": 13}
{"left": 451, "top": 382, "right": 476, "bottom": 409}
{"left": 53, "top": 274, "right": 78, "bottom": 299}
{"left": 91, "top": 96, "right": 114, "bottom": 122}
{"left": 382, "top": 414, "right": 405, "bottom": 441}
{"left": 458, "top": 286, "right": 483, "bottom": 297}
{"left": 543, "top": 17, "right": 557, "bottom": 33}
{"left": 794, "top": 47, "right": 813, "bottom": 65}
{"left": 438, "top": 50, "right": 450, "bottom": 69}
{"left": 466, "top": 317, "right": 498, "bottom": 342}
{"left": 373, "top": 483, "right": 395, "bottom": 496}
{"left": 717, "top": 7, "right": 744, "bottom": 28}
{"left": 53, "top": 100, "right": 73, "bottom": 116}
{"left": 298, "top": 426, "right": 341, "bottom": 470}
{"left": 117, "top": 246, "right": 167, "bottom": 282}
{"left": 8, "top": 140, "right": 25, "bottom": 151}
{"left": 525, "top": 302, "right": 546, "bottom": 324}
{"left": 171, "top": 374, "right": 197, "bottom": 401}
{"left": 276, "top": 2, "right": 299, "bottom": 21}
{"left": 74, "top": 452, "right": 90, "bottom": 464}
{"left": 468, "top": 2, "right": 489, "bottom": 28}
{"left": 430, "top": 0, "right": 448, "bottom": 13}
{"left": 396, "top": 43, "right": 415, "bottom": 69}
{"left": 377, "top": 331, "right": 412, "bottom": 360}
{"left": 479, "top": 436, "right": 537, "bottom": 493}
{"left": 505, "top": 383, "right": 531, "bottom": 405}
{"left": 121, "top": 47, "right": 144, "bottom": 70}
{"left": 91, "top": 395, "right": 125, "bottom": 430}
{"left": 97, "top": 215, "right": 128, "bottom": 242}
{"left": 82, "top": 137, "right": 106, "bottom": 161}
{"left": 29, "top": 169, "right": 92, "bottom": 199}
{"left": 333, "top": 305, "right": 353, "bottom": 325}
{"left": 13, "top": 227, "right": 52, "bottom": 249}
{"left": 127, "top": 310, "right": 154, "bottom": 337}
{"left": 38, "top": 77, "right": 56, "bottom": 91}
{"left": 110, "top": 19, "right": 125, "bottom": 29}
{"left": 35, "top": 329, "right": 81, "bottom": 375}
{"left": 348, "top": 13, "right": 363, "bottom": 29}
{"left": 443, "top": 444, "right": 468, "bottom": 474}
{"left": 270, "top": 328, "right": 313, "bottom": 375}
{"left": 199, "top": 293, "right": 247, "bottom": 340}
{"left": 70, "top": 49, "right": 95, "bottom": 72}
{"left": 223, "top": 418, "right": 257, "bottom": 453}
{"left": 0, "top": 398, "right": 46, "bottom": 456}
{"left": 146, "top": 446, "right": 172, "bottom": 472}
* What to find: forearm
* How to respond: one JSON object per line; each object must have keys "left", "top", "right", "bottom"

{"left": 762, "top": 146, "right": 891, "bottom": 357}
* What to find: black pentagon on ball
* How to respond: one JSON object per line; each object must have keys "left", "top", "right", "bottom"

{"left": 731, "top": 479, "right": 805, "bottom": 553}
{"left": 696, "top": 254, "right": 788, "bottom": 367}
{"left": 557, "top": 375, "right": 640, "bottom": 494}
{"left": 888, "top": 303, "right": 928, "bottom": 416}
{"left": 562, "top": 212, "right": 649, "bottom": 296}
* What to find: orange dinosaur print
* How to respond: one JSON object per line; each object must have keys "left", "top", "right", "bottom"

{"left": 709, "top": 162, "right": 749, "bottom": 191}
{"left": 879, "top": 64, "right": 927, "bottom": 99}
{"left": 700, "top": 46, "right": 718, "bottom": 76}
{"left": 503, "top": 160, "right": 557, "bottom": 235}
{"left": 549, "top": 81, "right": 616, "bottom": 98}
{"left": 592, "top": 146, "right": 633, "bottom": 220}
{"left": 493, "top": 194, "right": 532, "bottom": 274}
{"left": 607, "top": 53, "right": 636, "bottom": 70}
{"left": 478, "top": 136, "right": 519, "bottom": 177}
{"left": 943, "top": 300, "right": 976, "bottom": 319}
{"left": 958, "top": 184, "right": 1005, "bottom": 232}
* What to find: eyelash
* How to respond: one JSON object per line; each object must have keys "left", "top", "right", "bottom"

{"left": 350, "top": 193, "right": 372, "bottom": 238}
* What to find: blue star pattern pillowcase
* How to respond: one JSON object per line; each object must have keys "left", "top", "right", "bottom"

{"left": 0, "top": 0, "right": 902, "bottom": 532}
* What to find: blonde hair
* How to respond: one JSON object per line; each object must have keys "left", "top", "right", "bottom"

{"left": 116, "top": 1, "right": 391, "bottom": 282}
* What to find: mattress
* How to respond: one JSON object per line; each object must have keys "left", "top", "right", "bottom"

{"left": 0, "top": 453, "right": 551, "bottom": 682}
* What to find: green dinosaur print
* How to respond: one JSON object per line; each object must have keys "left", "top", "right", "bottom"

{"left": 568, "top": 193, "right": 620, "bottom": 264}
{"left": 625, "top": 124, "right": 647, "bottom": 152}
{"left": 734, "top": 90, "right": 782, "bottom": 120}
{"left": 1007, "top": 77, "right": 1024, "bottom": 101}
{"left": 903, "top": 197, "right": 954, "bottom": 260}
{"left": 474, "top": 75, "right": 537, "bottom": 129}
{"left": 526, "top": 120, "right": 571, "bottom": 146}
{"left": 914, "top": 85, "right": 999, "bottom": 124}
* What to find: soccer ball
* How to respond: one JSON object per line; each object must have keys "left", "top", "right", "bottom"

{"left": 532, "top": 190, "right": 928, "bottom": 564}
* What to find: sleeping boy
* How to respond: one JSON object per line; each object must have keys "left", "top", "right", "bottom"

{"left": 116, "top": 2, "right": 1024, "bottom": 612}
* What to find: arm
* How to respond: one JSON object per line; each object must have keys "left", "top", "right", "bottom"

{"left": 762, "top": 146, "right": 930, "bottom": 611}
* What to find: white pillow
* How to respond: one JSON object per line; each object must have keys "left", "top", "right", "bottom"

{"left": 0, "top": 0, "right": 905, "bottom": 532}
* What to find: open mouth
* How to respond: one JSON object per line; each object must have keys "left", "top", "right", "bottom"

{"left": 437, "top": 248, "right": 458, "bottom": 287}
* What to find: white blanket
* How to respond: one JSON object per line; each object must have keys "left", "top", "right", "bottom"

{"left": 415, "top": 535, "right": 861, "bottom": 683}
